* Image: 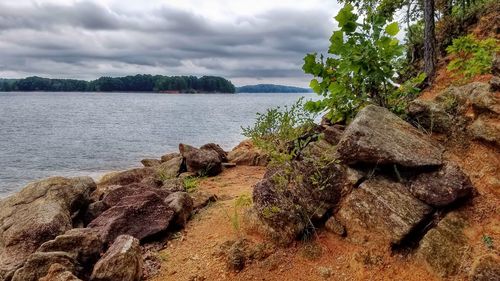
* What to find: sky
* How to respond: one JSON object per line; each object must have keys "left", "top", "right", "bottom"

{"left": 0, "top": 0, "right": 341, "bottom": 87}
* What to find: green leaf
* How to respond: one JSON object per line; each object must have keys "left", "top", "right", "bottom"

{"left": 335, "top": 4, "right": 358, "bottom": 32}
{"left": 385, "top": 22, "right": 399, "bottom": 36}
{"left": 329, "top": 31, "right": 344, "bottom": 54}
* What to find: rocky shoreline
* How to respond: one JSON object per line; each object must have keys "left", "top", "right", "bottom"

{"left": 0, "top": 140, "right": 267, "bottom": 281}
{"left": 0, "top": 79, "right": 498, "bottom": 281}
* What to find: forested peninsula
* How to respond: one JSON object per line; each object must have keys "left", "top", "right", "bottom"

{"left": 0, "top": 75, "right": 236, "bottom": 93}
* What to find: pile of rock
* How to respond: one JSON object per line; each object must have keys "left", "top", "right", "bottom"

{"left": 0, "top": 142, "right": 242, "bottom": 281}
{"left": 252, "top": 105, "right": 477, "bottom": 277}
{"left": 408, "top": 74, "right": 499, "bottom": 147}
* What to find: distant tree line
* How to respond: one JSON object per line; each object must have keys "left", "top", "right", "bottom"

{"left": 0, "top": 75, "right": 236, "bottom": 93}
{"left": 237, "top": 84, "right": 312, "bottom": 93}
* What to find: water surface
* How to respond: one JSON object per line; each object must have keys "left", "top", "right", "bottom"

{"left": 0, "top": 92, "right": 311, "bottom": 197}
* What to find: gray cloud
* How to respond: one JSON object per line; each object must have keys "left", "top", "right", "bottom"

{"left": 0, "top": 1, "right": 339, "bottom": 86}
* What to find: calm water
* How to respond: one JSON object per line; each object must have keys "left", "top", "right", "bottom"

{"left": 0, "top": 92, "right": 311, "bottom": 197}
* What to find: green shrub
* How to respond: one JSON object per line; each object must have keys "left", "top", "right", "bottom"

{"left": 242, "top": 97, "right": 317, "bottom": 165}
{"left": 446, "top": 35, "right": 499, "bottom": 80}
{"left": 303, "top": 4, "right": 405, "bottom": 123}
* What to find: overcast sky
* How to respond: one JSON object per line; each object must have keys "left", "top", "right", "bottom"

{"left": 0, "top": 0, "right": 341, "bottom": 86}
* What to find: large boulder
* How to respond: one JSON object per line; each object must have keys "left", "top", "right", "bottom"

{"left": 90, "top": 235, "right": 142, "bottom": 281}
{"left": 39, "top": 263, "right": 82, "bottom": 281}
{"left": 407, "top": 99, "right": 456, "bottom": 133}
{"left": 336, "top": 105, "right": 443, "bottom": 167}
{"left": 409, "top": 163, "right": 474, "bottom": 206}
{"left": 337, "top": 176, "right": 433, "bottom": 245}
{"left": 37, "top": 228, "right": 104, "bottom": 271}
{"left": 253, "top": 158, "right": 360, "bottom": 244}
{"left": 200, "top": 143, "right": 228, "bottom": 162}
{"left": 88, "top": 192, "right": 174, "bottom": 244}
{"left": 165, "top": 192, "right": 194, "bottom": 227}
{"left": 227, "top": 140, "right": 268, "bottom": 166}
{"left": 179, "top": 144, "right": 222, "bottom": 176}
{"left": 0, "top": 177, "right": 95, "bottom": 280}
{"left": 11, "top": 251, "right": 76, "bottom": 281}
{"left": 417, "top": 212, "right": 468, "bottom": 277}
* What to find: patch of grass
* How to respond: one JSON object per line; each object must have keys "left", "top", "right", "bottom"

{"left": 183, "top": 177, "right": 199, "bottom": 193}
{"left": 482, "top": 235, "right": 494, "bottom": 249}
{"left": 225, "top": 194, "right": 253, "bottom": 235}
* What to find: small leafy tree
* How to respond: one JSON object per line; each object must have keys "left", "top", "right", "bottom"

{"left": 242, "top": 98, "right": 317, "bottom": 165}
{"left": 303, "top": 4, "right": 405, "bottom": 123}
{"left": 446, "top": 35, "right": 499, "bottom": 80}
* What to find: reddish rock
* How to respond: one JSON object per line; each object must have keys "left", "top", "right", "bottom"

{"left": 227, "top": 140, "right": 268, "bottom": 166}
{"left": 409, "top": 163, "right": 474, "bottom": 206}
{"left": 101, "top": 183, "right": 171, "bottom": 208}
{"left": 88, "top": 192, "right": 174, "bottom": 244}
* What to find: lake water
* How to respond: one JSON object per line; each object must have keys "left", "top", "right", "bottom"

{"left": 0, "top": 92, "right": 311, "bottom": 197}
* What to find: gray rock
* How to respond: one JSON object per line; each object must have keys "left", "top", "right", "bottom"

{"left": 468, "top": 115, "right": 500, "bottom": 146}
{"left": 37, "top": 228, "right": 104, "bottom": 270}
{"left": 336, "top": 105, "right": 443, "bottom": 167}
{"left": 409, "top": 163, "right": 474, "bottom": 206}
{"left": 179, "top": 143, "right": 222, "bottom": 176}
{"left": 338, "top": 176, "right": 433, "bottom": 245}
{"left": 140, "top": 159, "right": 161, "bottom": 168}
{"left": 0, "top": 177, "right": 95, "bottom": 280}
{"left": 418, "top": 212, "right": 468, "bottom": 277}
{"left": 12, "top": 251, "right": 76, "bottom": 281}
{"left": 160, "top": 152, "right": 181, "bottom": 163}
{"left": 90, "top": 235, "right": 142, "bottom": 281}
{"left": 200, "top": 143, "right": 228, "bottom": 162}
{"left": 165, "top": 192, "right": 194, "bottom": 227}
{"left": 161, "top": 178, "right": 185, "bottom": 192}
{"left": 407, "top": 99, "right": 455, "bottom": 133}
{"left": 155, "top": 156, "right": 183, "bottom": 180}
